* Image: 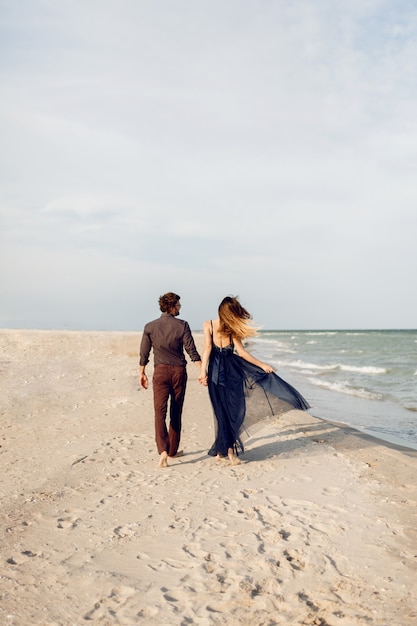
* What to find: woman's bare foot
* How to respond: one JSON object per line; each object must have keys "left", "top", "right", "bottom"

{"left": 228, "top": 448, "right": 241, "bottom": 466}
{"left": 158, "top": 451, "right": 168, "bottom": 468}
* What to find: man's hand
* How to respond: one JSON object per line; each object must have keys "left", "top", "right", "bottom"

{"left": 140, "top": 373, "right": 148, "bottom": 389}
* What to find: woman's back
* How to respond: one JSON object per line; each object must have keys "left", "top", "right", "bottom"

{"left": 210, "top": 319, "right": 233, "bottom": 349}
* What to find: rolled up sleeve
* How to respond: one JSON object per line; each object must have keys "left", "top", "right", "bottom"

{"left": 139, "top": 329, "right": 152, "bottom": 366}
{"left": 183, "top": 323, "right": 201, "bottom": 362}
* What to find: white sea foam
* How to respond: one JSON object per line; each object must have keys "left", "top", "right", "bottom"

{"left": 308, "top": 378, "right": 382, "bottom": 400}
{"left": 255, "top": 337, "right": 283, "bottom": 345}
{"left": 339, "top": 364, "right": 387, "bottom": 374}
{"left": 304, "top": 331, "right": 338, "bottom": 336}
{"left": 281, "top": 360, "right": 386, "bottom": 375}
{"left": 255, "top": 338, "right": 296, "bottom": 353}
{"left": 282, "top": 360, "right": 330, "bottom": 371}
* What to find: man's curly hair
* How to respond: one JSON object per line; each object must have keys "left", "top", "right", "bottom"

{"left": 159, "top": 292, "right": 180, "bottom": 313}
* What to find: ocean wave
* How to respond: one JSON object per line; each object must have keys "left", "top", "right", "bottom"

{"left": 282, "top": 360, "right": 387, "bottom": 375}
{"left": 339, "top": 364, "right": 387, "bottom": 374}
{"left": 282, "top": 360, "right": 331, "bottom": 371}
{"left": 308, "top": 378, "right": 383, "bottom": 400}
{"left": 304, "top": 331, "right": 338, "bottom": 336}
{"left": 255, "top": 338, "right": 296, "bottom": 352}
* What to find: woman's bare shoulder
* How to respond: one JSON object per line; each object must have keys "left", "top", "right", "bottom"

{"left": 203, "top": 318, "right": 219, "bottom": 327}
{"left": 202, "top": 319, "right": 213, "bottom": 332}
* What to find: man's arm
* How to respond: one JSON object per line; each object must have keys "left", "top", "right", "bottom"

{"left": 198, "top": 320, "right": 212, "bottom": 385}
{"left": 183, "top": 322, "right": 202, "bottom": 369}
{"left": 139, "top": 330, "right": 151, "bottom": 389}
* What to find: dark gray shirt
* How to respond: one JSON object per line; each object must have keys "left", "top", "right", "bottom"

{"left": 139, "top": 313, "right": 201, "bottom": 367}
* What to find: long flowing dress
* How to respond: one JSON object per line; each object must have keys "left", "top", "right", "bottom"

{"left": 207, "top": 341, "right": 310, "bottom": 457}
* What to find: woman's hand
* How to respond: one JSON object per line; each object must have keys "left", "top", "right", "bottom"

{"left": 198, "top": 374, "right": 208, "bottom": 386}
{"left": 261, "top": 363, "right": 274, "bottom": 374}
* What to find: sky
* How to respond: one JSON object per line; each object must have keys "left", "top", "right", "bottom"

{"left": 1, "top": 0, "right": 417, "bottom": 331}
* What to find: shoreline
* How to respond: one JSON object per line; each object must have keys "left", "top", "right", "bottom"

{"left": 311, "top": 410, "right": 417, "bottom": 454}
{"left": 1, "top": 327, "right": 416, "bottom": 454}
{"left": 2, "top": 326, "right": 416, "bottom": 331}
{"left": 1, "top": 329, "right": 416, "bottom": 624}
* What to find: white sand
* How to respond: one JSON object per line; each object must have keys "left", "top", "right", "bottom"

{"left": 1, "top": 330, "right": 416, "bottom": 625}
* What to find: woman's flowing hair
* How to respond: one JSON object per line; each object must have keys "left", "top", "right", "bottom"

{"left": 218, "top": 296, "right": 257, "bottom": 340}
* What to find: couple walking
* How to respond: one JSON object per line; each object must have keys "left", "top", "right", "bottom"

{"left": 139, "top": 292, "right": 309, "bottom": 468}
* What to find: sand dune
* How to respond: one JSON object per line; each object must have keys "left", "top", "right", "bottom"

{"left": 1, "top": 330, "right": 416, "bottom": 625}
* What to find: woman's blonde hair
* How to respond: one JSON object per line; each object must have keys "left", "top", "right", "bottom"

{"left": 218, "top": 296, "right": 257, "bottom": 340}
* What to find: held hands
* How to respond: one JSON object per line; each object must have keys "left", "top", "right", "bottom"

{"left": 198, "top": 373, "right": 208, "bottom": 386}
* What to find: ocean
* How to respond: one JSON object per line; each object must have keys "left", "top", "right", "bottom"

{"left": 249, "top": 329, "right": 417, "bottom": 451}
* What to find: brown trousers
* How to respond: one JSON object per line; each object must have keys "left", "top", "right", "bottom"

{"left": 152, "top": 364, "right": 187, "bottom": 455}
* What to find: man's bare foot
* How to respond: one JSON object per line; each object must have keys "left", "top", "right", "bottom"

{"left": 228, "top": 448, "right": 241, "bottom": 466}
{"left": 168, "top": 450, "right": 184, "bottom": 458}
{"left": 158, "top": 451, "right": 168, "bottom": 468}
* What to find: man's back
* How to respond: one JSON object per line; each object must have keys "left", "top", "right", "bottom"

{"left": 140, "top": 314, "right": 200, "bottom": 367}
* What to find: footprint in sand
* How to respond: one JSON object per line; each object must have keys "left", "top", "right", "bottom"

{"left": 168, "top": 515, "right": 191, "bottom": 531}
{"left": 84, "top": 585, "right": 136, "bottom": 621}
{"left": 181, "top": 544, "right": 212, "bottom": 560}
{"left": 279, "top": 528, "right": 291, "bottom": 540}
{"left": 7, "top": 550, "right": 39, "bottom": 565}
{"left": 113, "top": 524, "right": 140, "bottom": 539}
{"left": 238, "top": 576, "right": 264, "bottom": 598}
{"left": 322, "top": 486, "right": 343, "bottom": 496}
{"left": 297, "top": 590, "right": 332, "bottom": 625}
{"left": 240, "top": 489, "right": 257, "bottom": 499}
{"left": 283, "top": 548, "right": 305, "bottom": 571}
{"left": 57, "top": 516, "right": 80, "bottom": 529}
{"left": 201, "top": 517, "right": 228, "bottom": 530}
{"left": 137, "top": 605, "right": 160, "bottom": 619}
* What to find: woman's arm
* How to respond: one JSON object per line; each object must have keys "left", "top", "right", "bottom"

{"left": 233, "top": 337, "right": 275, "bottom": 373}
{"left": 198, "top": 320, "right": 213, "bottom": 385}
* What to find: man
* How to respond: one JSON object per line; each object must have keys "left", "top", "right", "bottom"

{"left": 139, "top": 292, "right": 201, "bottom": 467}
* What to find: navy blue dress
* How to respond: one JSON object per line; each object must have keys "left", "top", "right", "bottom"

{"left": 207, "top": 341, "right": 310, "bottom": 457}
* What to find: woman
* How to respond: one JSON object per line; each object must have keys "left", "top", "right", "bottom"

{"left": 199, "top": 296, "right": 309, "bottom": 465}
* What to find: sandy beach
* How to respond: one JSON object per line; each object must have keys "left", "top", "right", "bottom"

{"left": 1, "top": 329, "right": 416, "bottom": 626}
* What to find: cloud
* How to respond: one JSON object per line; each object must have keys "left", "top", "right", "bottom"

{"left": 1, "top": 0, "right": 417, "bottom": 329}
